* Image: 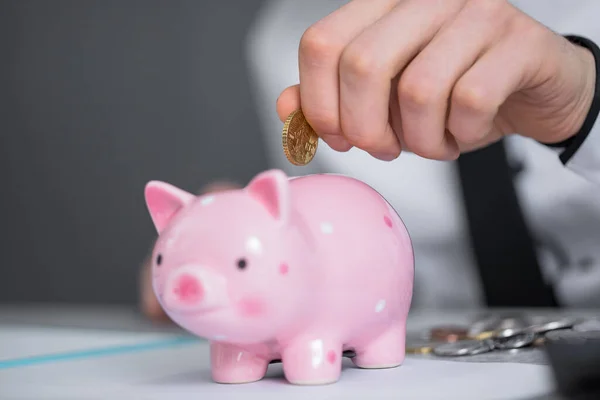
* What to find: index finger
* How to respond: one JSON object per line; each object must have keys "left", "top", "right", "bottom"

{"left": 277, "top": 84, "right": 353, "bottom": 151}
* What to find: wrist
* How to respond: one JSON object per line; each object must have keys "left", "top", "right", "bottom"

{"left": 563, "top": 42, "right": 596, "bottom": 142}
{"left": 542, "top": 35, "right": 600, "bottom": 153}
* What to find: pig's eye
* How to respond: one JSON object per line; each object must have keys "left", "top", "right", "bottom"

{"left": 156, "top": 254, "right": 163, "bottom": 266}
{"left": 236, "top": 258, "right": 247, "bottom": 270}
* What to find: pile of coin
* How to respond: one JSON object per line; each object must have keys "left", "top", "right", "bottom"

{"left": 281, "top": 109, "right": 319, "bottom": 166}
{"left": 407, "top": 314, "right": 600, "bottom": 357}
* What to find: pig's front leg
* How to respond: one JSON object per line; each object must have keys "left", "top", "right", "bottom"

{"left": 210, "top": 342, "right": 269, "bottom": 384}
{"left": 281, "top": 336, "right": 343, "bottom": 385}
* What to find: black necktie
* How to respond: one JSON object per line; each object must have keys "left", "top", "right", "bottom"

{"left": 456, "top": 139, "right": 559, "bottom": 307}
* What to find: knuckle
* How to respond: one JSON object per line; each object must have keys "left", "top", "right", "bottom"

{"left": 451, "top": 82, "right": 492, "bottom": 115}
{"left": 340, "top": 45, "right": 379, "bottom": 79}
{"left": 299, "top": 25, "right": 339, "bottom": 62}
{"left": 397, "top": 72, "right": 440, "bottom": 109}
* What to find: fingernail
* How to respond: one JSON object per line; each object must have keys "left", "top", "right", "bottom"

{"left": 369, "top": 151, "right": 398, "bottom": 161}
{"left": 444, "top": 143, "right": 461, "bottom": 161}
{"left": 321, "top": 134, "right": 352, "bottom": 152}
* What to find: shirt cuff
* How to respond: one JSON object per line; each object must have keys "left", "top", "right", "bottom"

{"left": 547, "top": 35, "right": 600, "bottom": 185}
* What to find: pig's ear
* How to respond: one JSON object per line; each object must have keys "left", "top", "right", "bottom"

{"left": 145, "top": 181, "right": 195, "bottom": 233}
{"left": 246, "top": 169, "right": 290, "bottom": 224}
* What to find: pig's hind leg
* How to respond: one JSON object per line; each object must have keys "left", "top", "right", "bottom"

{"left": 210, "top": 342, "right": 269, "bottom": 384}
{"left": 351, "top": 322, "right": 406, "bottom": 369}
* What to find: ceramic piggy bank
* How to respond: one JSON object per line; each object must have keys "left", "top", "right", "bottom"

{"left": 144, "top": 169, "right": 414, "bottom": 385}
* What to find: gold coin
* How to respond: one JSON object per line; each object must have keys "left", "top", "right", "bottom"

{"left": 406, "top": 345, "right": 433, "bottom": 355}
{"left": 282, "top": 109, "right": 319, "bottom": 166}
{"left": 472, "top": 331, "right": 495, "bottom": 340}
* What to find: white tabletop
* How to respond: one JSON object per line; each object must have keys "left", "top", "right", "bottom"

{"left": 3, "top": 304, "right": 594, "bottom": 399}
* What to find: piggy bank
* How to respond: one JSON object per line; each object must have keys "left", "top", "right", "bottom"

{"left": 144, "top": 169, "right": 414, "bottom": 385}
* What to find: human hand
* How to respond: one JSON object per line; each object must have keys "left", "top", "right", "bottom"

{"left": 276, "top": 0, "right": 596, "bottom": 161}
{"left": 139, "top": 181, "right": 241, "bottom": 322}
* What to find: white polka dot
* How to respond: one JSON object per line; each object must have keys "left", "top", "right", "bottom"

{"left": 375, "top": 299, "right": 386, "bottom": 313}
{"left": 320, "top": 222, "right": 334, "bottom": 234}
{"left": 245, "top": 236, "right": 262, "bottom": 254}
{"left": 201, "top": 196, "right": 215, "bottom": 205}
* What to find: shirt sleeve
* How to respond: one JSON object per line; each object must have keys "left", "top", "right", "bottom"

{"left": 563, "top": 110, "right": 600, "bottom": 185}
{"left": 547, "top": 35, "right": 600, "bottom": 186}
{"left": 548, "top": 2, "right": 600, "bottom": 185}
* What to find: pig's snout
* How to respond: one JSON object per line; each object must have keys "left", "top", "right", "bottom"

{"left": 163, "top": 265, "right": 227, "bottom": 313}
{"left": 172, "top": 273, "right": 205, "bottom": 304}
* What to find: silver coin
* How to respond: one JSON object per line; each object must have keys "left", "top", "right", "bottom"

{"left": 492, "top": 317, "right": 531, "bottom": 339}
{"left": 527, "top": 315, "right": 553, "bottom": 326}
{"left": 494, "top": 326, "right": 528, "bottom": 339}
{"left": 573, "top": 319, "right": 600, "bottom": 332}
{"left": 494, "top": 327, "right": 524, "bottom": 339}
{"left": 468, "top": 315, "right": 502, "bottom": 337}
{"left": 433, "top": 339, "right": 495, "bottom": 357}
{"left": 493, "top": 332, "right": 537, "bottom": 350}
{"left": 525, "top": 317, "right": 578, "bottom": 334}
{"left": 468, "top": 313, "right": 526, "bottom": 336}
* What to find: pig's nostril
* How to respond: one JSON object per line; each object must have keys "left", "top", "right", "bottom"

{"left": 173, "top": 273, "right": 204, "bottom": 304}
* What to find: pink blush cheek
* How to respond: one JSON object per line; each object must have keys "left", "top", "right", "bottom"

{"left": 237, "top": 296, "right": 267, "bottom": 318}
{"left": 326, "top": 350, "right": 337, "bottom": 364}
{"left": 279, "top": 263, "right": 289, "bottom": 275}
{"left": 384, "top": 215, "right": 393, "bottom": 228}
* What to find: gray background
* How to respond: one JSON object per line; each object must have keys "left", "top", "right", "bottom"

{"left": 0, "top": 0, "right": 268, "bottom": 305}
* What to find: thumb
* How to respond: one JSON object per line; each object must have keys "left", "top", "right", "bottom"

{"left": 276, "top": 84, "right": 301, "bottom": 122}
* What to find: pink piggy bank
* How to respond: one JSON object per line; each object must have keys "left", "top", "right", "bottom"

{"left": 144, "top": 169, "right": 414, "bottom": 385}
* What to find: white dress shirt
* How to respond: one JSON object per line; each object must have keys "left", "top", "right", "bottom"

{"left": 244, "top": 0, "right": 600, "bottom": 309}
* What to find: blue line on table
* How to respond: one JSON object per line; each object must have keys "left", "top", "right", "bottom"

{"left": 0, "top": 336, "right": 199, "bottom": 370}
